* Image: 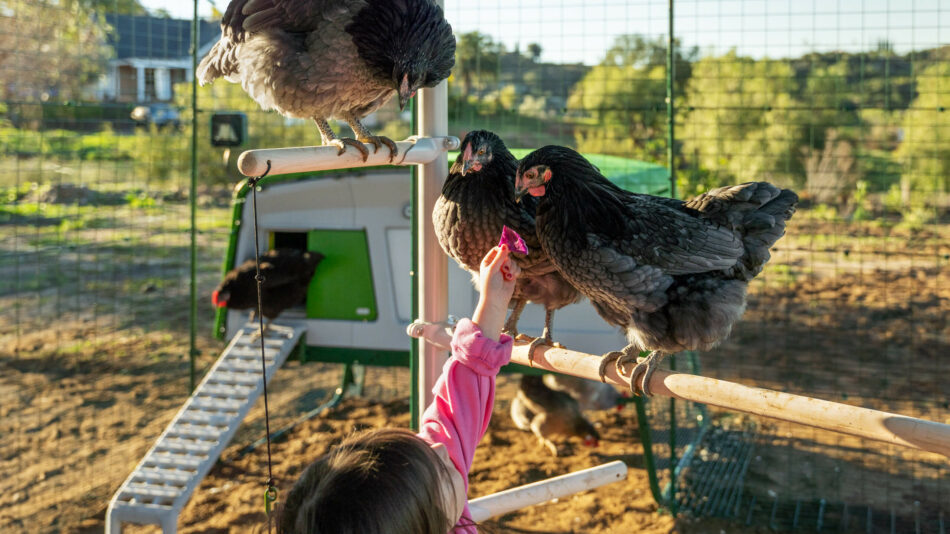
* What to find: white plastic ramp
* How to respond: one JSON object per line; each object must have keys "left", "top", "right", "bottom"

{"left": 106, "top": 323, "right": 306, "bottom": 534}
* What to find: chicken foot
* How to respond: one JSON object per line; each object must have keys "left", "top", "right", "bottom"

{"left": 525, "top": 308, "right": 564, "bottom": 366}
{"left": 315, "top": 118, "right": 370, "bottom": 161}
{"left": 599, "top": 346, "right": 666, "bottom": 397}
{"left": 344, "top": 115, "right": 398, "bottom": 162}
{"left": 503, "top": 299, "right": 527, "bottom": 338}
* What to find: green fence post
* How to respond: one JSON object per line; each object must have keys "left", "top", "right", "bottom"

{"left": 188, "top": 0, "right": 199, "bottom": 393}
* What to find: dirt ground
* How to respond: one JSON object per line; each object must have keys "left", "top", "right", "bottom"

{"left": 1, "top": 217, "right": 948, "bottom": 533}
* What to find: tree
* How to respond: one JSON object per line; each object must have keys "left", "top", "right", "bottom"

{"left": 895, "top": 61, "right": 950, "bottom": 204}
{"left": 89, "top": 0, "right": 148, "bottom": 15}
{"left": 453, "top": 31, "right": 504, "bottom": 96}
{"left": 526, "top": 43, "right": 542, "bottom": 63}
{"left": 679, "top": 51, "right": 806, "bottom": 190}
{"left": 0, "top": 0, "right": 113, "bottom": 102}
{"left": 567, "top": 35, "right": 696, "bottom": 162}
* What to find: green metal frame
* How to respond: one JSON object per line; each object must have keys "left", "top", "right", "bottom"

{"left": 634, "top": 350, "right": 711, "bottom": 514}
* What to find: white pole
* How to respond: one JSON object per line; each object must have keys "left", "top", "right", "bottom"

{"left": 467, "top": 461, "right": 628, "bottom": 522}
{"left": 416, "top": 6, "right": 450, "bottom": 429}
{"left": 509, "top": 342, "right": 950, "bottom": 459}
{"left": 236, "top": 136, "right": 458, "bottom": 177}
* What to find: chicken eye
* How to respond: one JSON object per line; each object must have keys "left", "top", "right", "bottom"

{"left": 526, "top": 170, "right": 536, "bottom": 179}
{"left": 477, "top": 149, "right": 486, "bottom": 155}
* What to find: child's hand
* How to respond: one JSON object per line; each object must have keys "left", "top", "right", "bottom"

{"left": 473, "top": 245, "right": 520, "bottom": 341}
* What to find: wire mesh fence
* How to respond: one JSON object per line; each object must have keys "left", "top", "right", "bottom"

{"left": 0, "top": 0, "right": 947, "bottom": 532}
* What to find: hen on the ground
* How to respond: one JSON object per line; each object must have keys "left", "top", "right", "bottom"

{"left": 212, "top": 248, "right": 324, "bottom": 337}
{"left": 515, "top": 145, "right": 798, "bottom": 396}
{"left": 509, "top": 374, "right": 600, "bottom": 456}
{"left": 542, "top": 374, "right": 624, "bottom": 412}
{"left": 197, "top": 0, "right": 454, "bottom": 161}
{"left": 432, "top": 130, "right": 581, "bottom": 357}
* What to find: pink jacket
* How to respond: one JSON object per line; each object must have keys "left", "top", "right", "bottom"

{"left": 416, "top": 318, "right": 513, "bottom": 533}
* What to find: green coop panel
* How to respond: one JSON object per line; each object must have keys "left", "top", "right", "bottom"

{"left": 306, "top": 229, "right": 378, "bottom": 321}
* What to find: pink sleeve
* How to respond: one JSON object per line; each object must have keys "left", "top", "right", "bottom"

{"left": 416, "top": 318, "right": 512, "bottom": 527}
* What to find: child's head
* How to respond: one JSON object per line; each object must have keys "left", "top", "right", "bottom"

{"left": 277, "top": 428, "right": 466, "bottom": 534}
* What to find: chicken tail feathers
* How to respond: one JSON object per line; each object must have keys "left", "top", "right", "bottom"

{"left": 737, "top": 188, "right": 797, "bottom": 275}
{"left": 686, "top": 182, "right": 798, "bottom": 280}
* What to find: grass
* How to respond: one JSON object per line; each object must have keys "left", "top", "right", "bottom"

{"left": 0, "top": 160, "right": 231, "bottom": 351}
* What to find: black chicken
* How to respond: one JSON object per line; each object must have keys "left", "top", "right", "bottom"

{"left": 515, "top": 146, "right": 798, "bottom": 396}
{"left": 432, "top": 130, "right": 581, "bottom": 356}
{"left": 213, "top": 248, "right": 324, "bottom": 337}
{"left": 197, "top": 0, "right": 455, "bottom": 161}
{"left": 509, "top": 375, "right": 600, "bottom": 456}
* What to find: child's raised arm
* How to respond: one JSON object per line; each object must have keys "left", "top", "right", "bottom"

{"left": 472, "top": 244, "right": 520, "bottom": 341}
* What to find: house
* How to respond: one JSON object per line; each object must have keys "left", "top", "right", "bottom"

{"left": 98, "top": 14, "right": 220, "bottom": 103}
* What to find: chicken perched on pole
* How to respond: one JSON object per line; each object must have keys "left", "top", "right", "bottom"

{"left": 197, "top": 0, "right": 455, "bottom": 161}
{"left": 515, "top": 145, "right": 798, "bottom": 396}
{"left": 432, "top": 130, "right": 581, "bottom": 357}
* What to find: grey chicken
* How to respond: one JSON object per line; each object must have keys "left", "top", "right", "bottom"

{"left": 197, "top": 0, "right": 455, "bottom": 161}
{"left": 213, "top": 248, "right": 324, "bottom": 337}
{"left": 432, "top": 130, "right": 581, "bottom": 357}
{"left": 509, "top": 375, "right": 600, "bottom": 456}
{"left": 515, "top": 145, "right": 798, "bottom": 396}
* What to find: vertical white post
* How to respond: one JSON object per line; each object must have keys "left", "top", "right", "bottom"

{"left": 415, "top": 4, "right": 450, "bottom": 428}
{"left": 136, "top": 65, "right": 146, "bottom": 102}
{"left": 155, "top": 67, "right": 171, "bottom": 101}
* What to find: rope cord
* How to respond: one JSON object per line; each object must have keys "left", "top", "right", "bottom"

{"left": 247, "top": 160, "right": 278, "bottom": 531}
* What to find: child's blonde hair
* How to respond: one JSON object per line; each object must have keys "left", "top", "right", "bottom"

{"left": 277, "top": 427, "right": 456, "bottom": 534}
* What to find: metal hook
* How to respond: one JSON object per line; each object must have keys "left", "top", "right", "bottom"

{"left": 247, "top": 159, "right": 272, "bottom": 188}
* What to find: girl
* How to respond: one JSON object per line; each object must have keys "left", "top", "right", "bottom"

{"left": 278, "top": 245, "right": 521, "bottom": 533}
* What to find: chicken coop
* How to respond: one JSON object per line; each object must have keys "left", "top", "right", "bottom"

{"left": 1, "top": 0, "right": 948, "bottom": 532}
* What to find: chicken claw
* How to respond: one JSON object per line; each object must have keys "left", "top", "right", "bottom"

{"left": 524, "top": 322, "right": 562, "bottom": 366}
{"left": 598, "top": 350, "right": 624, "bottom": 383}
{"left": 357, "top": 135, "right": 398, "bottom": 162}
{"left": 598, "top": 345, "right": 660, "bottom": 396}
{"left": 329, "top": 138, "right": 370, "bottom": 161}
{"left": 617, "top": 349, "right": 666, "bottom": 397}
{"left": 526, "top": 337, "right": 546, "bottom": 367}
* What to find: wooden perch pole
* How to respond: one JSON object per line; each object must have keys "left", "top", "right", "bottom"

{"left": 236, "top": 136, "right": 460, "bottom": 176}
{"left": 510, "top": 341, "right": 950, "bottom": 459}
{"left": 468, "top": 461, "right": 628, "bottom": 522}
{"left": 405, "top": 322, "right": 950, "bottom": 458}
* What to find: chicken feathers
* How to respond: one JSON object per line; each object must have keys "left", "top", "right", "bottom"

{"left": 197, "top": 0, "right": 454, "bottom": 160}
{"left": 432, "top": 131, "right": 581, "bottom": 353}
{"left": 213, "top": 248, "right": 324, "bottom": 336}
{"left": 515, "top": 145, "right": 798, "bottom": 395}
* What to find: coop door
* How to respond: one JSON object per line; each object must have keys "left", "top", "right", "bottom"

{"left": 306, "top": 229, "right": 378, "bottom": 321}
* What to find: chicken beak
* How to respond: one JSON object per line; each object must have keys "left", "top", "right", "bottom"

{"left": 461, "top": 159, "right": 474, "bottom": 175}
{"left": 513, "top": 187, "right": 529, "bottom": 203}
{"left": 398, "top": 86, "right": 417, "bottom": 111}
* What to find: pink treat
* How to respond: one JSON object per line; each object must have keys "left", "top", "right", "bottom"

{"left": 498, "top": 225, "right": 529, "bottom": 255}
